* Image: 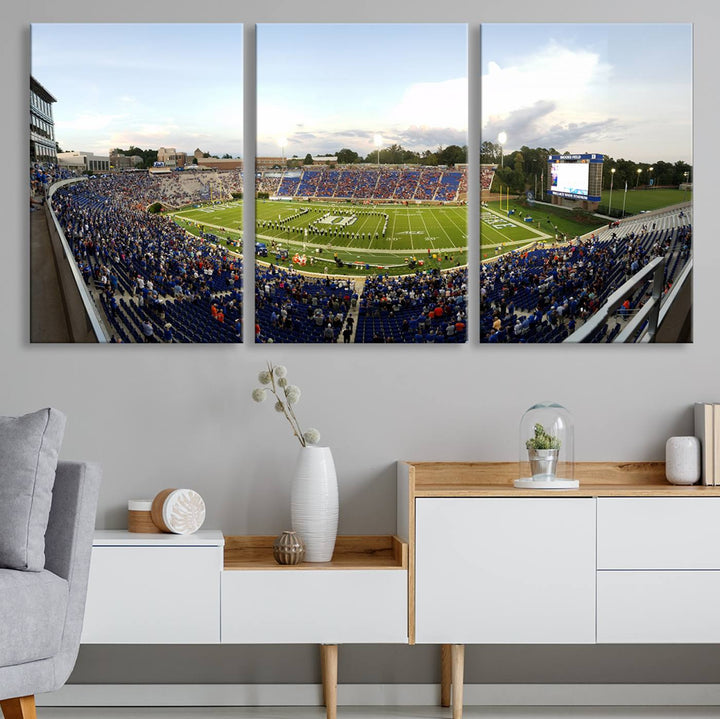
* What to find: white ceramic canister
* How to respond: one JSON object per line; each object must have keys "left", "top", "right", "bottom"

{"left": 665, "top": 436, "right": 701, "bottom": 485}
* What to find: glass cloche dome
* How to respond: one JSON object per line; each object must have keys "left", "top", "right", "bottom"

{"left": 515, "top": 402, "right": 577, "bottom": 489}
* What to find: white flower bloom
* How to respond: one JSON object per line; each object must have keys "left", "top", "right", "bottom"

{"left": 274, "top": 365, "right": 288, "bottom": 379}
{"left": 277, "top": 377, "right": 288, "bottom": 388}
{"left": 285, "top": 385, "right": 301, "bottom": 405}
{"left": 274, "top": 401, "right": 285, "bottom": 413}
{"left": 303, "top": 428, "right": 321, "bottom": 445}
{"left": 251, "top": 388, "right": 266, "bottom": 403}
{"left": 258, "top": 371, "right": 271, "bottom": 385}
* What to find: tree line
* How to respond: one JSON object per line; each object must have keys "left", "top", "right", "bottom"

{"left": 482, "top": 141, "right": 692, "bottom": 195}
{"left": 286, "top": 143, "right": 468, "bottom": 168}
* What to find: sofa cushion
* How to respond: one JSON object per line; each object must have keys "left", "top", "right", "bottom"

{"left": 0, "top": 568, "right": 69, "bottom": 667}
{"left": 0, "top": 408, "right": 67, "bottom": 571}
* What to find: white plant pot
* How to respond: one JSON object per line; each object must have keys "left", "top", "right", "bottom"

{"left": 291, "top": 446, "right": 338, "bottom": 562}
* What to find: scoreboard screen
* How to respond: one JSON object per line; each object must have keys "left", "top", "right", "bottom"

{"left": 548, "top": 154, "right": 603, "bottom": 202}
{"left": 550, "top": 162, "right": 589, "bottom": 198}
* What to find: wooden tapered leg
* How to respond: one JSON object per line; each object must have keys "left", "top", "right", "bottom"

{"left": 451, "top": 644, "right": 464, "bottom": 719}
{"left": 320, "top": 644, "right": 327, "bottom": 706}
{"left": 320, "top": 644, "right": 338, "bottom": 719}
{"left": 440, "top": 644, "right": 452, "bottom": 707}
{"left": 1, "top": 695, "right": 37, "bottom": 719}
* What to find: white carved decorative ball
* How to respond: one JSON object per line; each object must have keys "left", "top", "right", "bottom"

{"left": 161, "top": 489, "right": 206, "bottom": 534}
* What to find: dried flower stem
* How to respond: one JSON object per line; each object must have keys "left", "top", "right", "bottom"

{"left": 267, "top": 361, "right": 306, "bottom": 446}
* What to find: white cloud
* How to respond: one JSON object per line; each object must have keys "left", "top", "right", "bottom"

{"left": 390, "top": 77, "right": 467, "bottom": 131}
{"left": 483, "top": 41, "right": 611, "bottom": 133}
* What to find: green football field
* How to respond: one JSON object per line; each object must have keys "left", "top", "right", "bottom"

{"left": 173, "top": 202, "right": 243, "bottom": 232}
{"left": 600, "top": 188, "right": 692, "bottom": 215}
{"left": 173, "top": 199, "right": 468, "bottom": 275}
{"left": 480, "top": 206, "right": 552, "bottom": 260}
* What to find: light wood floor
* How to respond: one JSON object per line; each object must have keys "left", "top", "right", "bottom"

{"left": 34, "top": 708, "right": 720, "bottom": 718}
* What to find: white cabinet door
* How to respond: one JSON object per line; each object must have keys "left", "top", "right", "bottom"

{"left": 222, "top": 569, "right": 407, "bottom": 644}
{"left": 598, "top": 570, "right": 720, "bottom": 643}
{"left": 415, "top": 498, "right": 596, "bottom": 644}
{"left": 598, "top": 497, "right": 720, "bottom": 569}
{"left": 81, "top": 546, "right": 221, "bottom": 643}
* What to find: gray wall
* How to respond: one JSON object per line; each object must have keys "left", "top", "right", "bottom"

{"left": 8, "top": 0, "right": 719, "bottom": 687}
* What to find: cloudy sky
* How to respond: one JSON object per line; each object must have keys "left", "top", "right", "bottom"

{"left": 482, "top": 24, "right": 692, "bottom": 163}
{"left": 257, "top": 24, "right": 468, "bottom": 157}
{"left": 32, "top": 24, "right": 243, "bottom": 157}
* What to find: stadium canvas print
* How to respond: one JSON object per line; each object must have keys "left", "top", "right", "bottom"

{"left": 480, "top": 24, "right": 692, "bottom": 344}
{"left": 30, "top": 24, "right": 243, "bottom": 343}
{"left": 255, "top": 24, "right": 468, "bottom": 344}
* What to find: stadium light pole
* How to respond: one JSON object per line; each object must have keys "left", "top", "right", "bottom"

{"left": 374, "top": 134, "right": 383, "bottom": 167}
{"left": 636, "top": 167, "right": 642, "bottom": 188}
{"left": 648, "top": 166, "right": 654, "bottom": 189}
{"left": 498, "top": 131, "right": 507, "bottom": 168}
{"left": 608, "top": 167, "right": 616, "bottom": 217}
{"left": 278, "top": 137, "right": 287, "bottom": 169}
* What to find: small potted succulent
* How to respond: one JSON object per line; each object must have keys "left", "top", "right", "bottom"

{"left": 525, "top": 423, "right": 561, "bottom": 480}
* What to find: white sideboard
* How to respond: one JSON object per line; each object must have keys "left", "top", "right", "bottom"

{"left": 82, "top": 533, "right": 407, "bottom": 646}
{"left": 80, "top": 464, "right": 720, "bottom": 719}
{"left": 81, "top": 532, "right": 407, "bottom": 719}
{"left": 398, "top": 461, "right": 720, "bottom": 719}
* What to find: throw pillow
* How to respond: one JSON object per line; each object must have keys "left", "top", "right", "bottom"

{"left": 0, "top": 408, "right": 67, "bottom": 571}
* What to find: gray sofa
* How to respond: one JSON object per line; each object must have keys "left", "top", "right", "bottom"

{"left": 0, "top": 461, "right": 101, "bottom": 718}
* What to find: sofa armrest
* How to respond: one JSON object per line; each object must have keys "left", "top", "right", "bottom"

{"left": 44, "top": 461, "right": 101, "bottom": 688}
{"left": 45, "top": 462, "right": 101, "bottom": 582}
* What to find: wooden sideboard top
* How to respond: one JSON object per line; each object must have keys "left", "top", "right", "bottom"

{"left": 400, "top": 461, "right": 720, "bottom": 497}
{"left": 224, "top": 535, "right": 408, "bottom": 571}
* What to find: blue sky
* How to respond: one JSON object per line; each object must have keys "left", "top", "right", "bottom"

{"left": 482, "top": 23, "right": 692, "bottom": 163}
{"left": 31, "top": 24, "right": 243, "bottom": 157}
{"left": 257, "top": 24, "right": 468, "bottom": 157}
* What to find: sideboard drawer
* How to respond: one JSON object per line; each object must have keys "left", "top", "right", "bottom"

{"left": 221, "top": 569, "right": 407, "bottom": 644}
{"left": 597, "top": 570, "right": 720, "bottom": 643}
{"left": 82, "top": 545, "right": 222, "bottom": 643}
{"left": 597, "top": 498, "right": 720, "bottom": 569}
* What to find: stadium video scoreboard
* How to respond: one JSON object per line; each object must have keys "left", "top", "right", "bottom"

{"left": 548, "top": 154, "right": 603, "bottom": 202}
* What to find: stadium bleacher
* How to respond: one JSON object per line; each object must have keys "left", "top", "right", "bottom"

{"left": 256, "top": 166, "right": 467, "bottom": 202}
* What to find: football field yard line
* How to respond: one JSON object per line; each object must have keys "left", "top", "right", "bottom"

{"left": 416, "top": 208, "right": 437, "bottom": 252}
{"left": 442, "top": 208, "right": 468, "bottom": 247}
{"left": 481, "top": 221, "right": 519, "bottom": 246}
{"left": 482, "top": 207, "right": 552, "bottom": 242}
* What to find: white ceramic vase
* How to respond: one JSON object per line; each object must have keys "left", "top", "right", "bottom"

{"left": 291, "top": 446, "right": 338, "bottom": 562}
{"left": 665, "top": 436, "right": 701, "bottom": 485}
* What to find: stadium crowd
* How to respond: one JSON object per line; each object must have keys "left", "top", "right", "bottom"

{"left": 31, "top": 162, "right": 77, "bottom": 197}
{"left": 254, "top": 263, "right": 467, "bottom": 344}
{"left": 50, "top": 172, "right": 243, "bottom": 343}
{"left": 256, "top": 166, "right": 466, "bottom": 202}
{"left": 480, "top": 210, "right": 692, "bottom": 343}
{"left": 356, "top": 268, "right": 467, "bottom": 343}
{"left": 255, "top": 265, "right": 356, "bottom": 343}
